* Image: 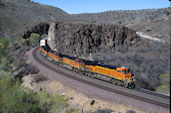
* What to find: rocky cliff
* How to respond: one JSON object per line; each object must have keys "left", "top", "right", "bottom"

{"left": 22, "top": 22, "right": 49, "bottom": 38}
{"left": 47, "top": 22, "right": 140, "bottom": 57}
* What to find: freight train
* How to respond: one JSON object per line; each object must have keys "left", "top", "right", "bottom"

{"left": 40, "top": 38, "right": 136, "bottom": 88}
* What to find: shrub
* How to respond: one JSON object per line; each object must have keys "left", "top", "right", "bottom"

{"left": 0, "top": 37, "right": 13, "bottom": 70}
{"left": 0, "top": 36, "right": 69, "bottom": 112}
{"left": 29, "top": 33, "right": 40, "bottom": 45}
{"left": 36, "top": 91, "right": 67, "bottom": 113}
{"left": 91, "top": 40, "right": 170, "bottom": 90}
{"left": 22, "top": 38, "right": 30, "bottom": 46}
{"left": 66, "top": 109, "right": 80, "bottom": 113}
{"left": 95, "top": 109, "right": 114, "bottom": 113}
{"left": 0, "top": 74, "right": 68, "bottom": 113}
{"left": 0, "top": 37, "right": 11, "bottom": 58}
{"left": 155, "top": 73, "right": 170, "bottom": 94}
{"left": 0, "top": 75, "right": 41, "bottom": 113}
{"left": 41, "top": 34, "right": 48, "bottom": 38}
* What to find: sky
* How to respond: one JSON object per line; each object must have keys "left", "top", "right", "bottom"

{"left": 32, "top": 0, "right": 170, "bottom": 14}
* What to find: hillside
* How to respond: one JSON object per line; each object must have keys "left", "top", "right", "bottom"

{"left": 46, "top": 22, "right": 170, "bottom": 90}
{"left": 0, "top": 0, "right": 170, "bottom": 92}
{"left": 72, "top": 8, "right": 170, "bottom": 42}
{"left": 0, "top": 0, "right": 71, "bottom": 38}
{"left": 47, "top": 22, "right": 139, "bottom": 56}
{"left": 0, "top": 0, "right": 170, "bottom": 43}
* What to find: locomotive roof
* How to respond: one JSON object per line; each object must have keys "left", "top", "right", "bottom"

{"left": 41, "top": 37, "right": 47, "bottom": 40}
{"left": 83, "top": 60, "right": 119, "bottom": 70}
{"left": 42, "top": 47, "right": 122, "bottom": 70}
{"left": 62, "top": 54, "right": 77, "bottom": 60}
{"left": 42, "top": 46, "right": 50, "bottom": 52}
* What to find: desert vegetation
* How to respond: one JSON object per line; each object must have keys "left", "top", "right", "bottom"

{"left": 0, "top": 37, "right": 81, "bottom": 113}
{"left": 0, "top": 0, "right": 170, "bottom": 43}
{"left": 0, "top": 75, "right": 69, "bottom": 113}
{"left": 72, "top": 7, "right": 170, "bottom": 42}
{"left": 72, "top": 8, "right": 170, "bottom": 26}
{"left": 92, "top": 40, "right": 170, "bottom": 91}
{"left": 0, "top": 0, "right": 169, "bottom": 112}
{"left": 0, "top": 0, "right": 169, "bottom": 111}
{"left": 0, "top": 0, "right": 69, "bottom": 38}
{"left": 155, "top": 73, "right": 170, "bottom": 94}
{"left": 47, "top": 22, "right": 170, "bottom": 92}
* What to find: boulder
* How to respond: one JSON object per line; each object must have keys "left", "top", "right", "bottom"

{"left": 90, "top": 100, "right": 95, "bottom": 105}
{"left": 126, "top": 110, "right": 136, "bottom": 113}
{"left": 95, "top": 109, "right": 114, "bottom": 113}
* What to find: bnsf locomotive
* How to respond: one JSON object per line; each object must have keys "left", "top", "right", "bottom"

{"left": 40, "top": 38, "right": 136, "bottom": 88}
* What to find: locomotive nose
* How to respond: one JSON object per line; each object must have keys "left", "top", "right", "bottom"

{"left": 127, "top": 73, "right": 132, "bottom": 77}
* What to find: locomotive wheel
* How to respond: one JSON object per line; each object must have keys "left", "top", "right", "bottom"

{"left": 90, "top": 74, "right": 95, "bottom": 78}
{"left": 78, "top": 70, "right": 82, "bottom": 74}
{"left": 130, "top": 83, "right": 135, "bottom": 89}
{"left": 56, "top": 62, "right": 59, "bottom": 65}
{"left": 87, "top": 73, "right": 91, "bottom": 76}
{"left": 110, "top": 79, "right": 117, "bottom": 85}
{"left": 127, "top": 83, "right": 135, "bottom": 89}
{"left": 113, "top": 81, "right": 117, "bottom": 85}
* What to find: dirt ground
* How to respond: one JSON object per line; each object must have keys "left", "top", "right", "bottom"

{"left": 22, "top": 74, "right": 145, "bottom": 113}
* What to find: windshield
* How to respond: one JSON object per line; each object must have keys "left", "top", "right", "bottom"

{"left": 122, "top": 70, "right": 127, "bottom": 74}
{"left": 128, "top": 69, "right": 130, "bottom": 73}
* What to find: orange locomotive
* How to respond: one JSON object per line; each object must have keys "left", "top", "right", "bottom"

{"left": 40, "top": 38, "right": 135, "bottom": 88}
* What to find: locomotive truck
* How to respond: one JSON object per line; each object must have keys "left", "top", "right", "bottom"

{"left": 40, "top": 38, "right": 136, "bottom": 88}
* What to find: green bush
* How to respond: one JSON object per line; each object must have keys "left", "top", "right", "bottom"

{"left": 66, "top": 109, "right": 80, "bottom": 113}
{"left": 0, "top": 36, "right": 70, "bottom": 112}
{"left": 159, "top": 73, "right": 170, "bottom": 85}
{"left": 0, "top": 37, "right": 13, "bottom": 70}
{"left": 0, "top": 37, "right": 11, "bottom": 58}
{"left": 0, "top": 74, "right": 68, "bottom": 113}
{"left": 0, "top": 75, "right": 41, "bottom": 113}
{"left": 41, "top": 34, "right": 48, "bottom": 38}
{"left": 22, "top": 38, "right": 30, "bottom": 46}
{"left": 155, "top": 73, "right": 170, "bottom": 94}
{"left": 37, "top": 91, "right": 67, "bottom": 113}
{"left": 29, "top": 33, "right": 40, "bottom": 45}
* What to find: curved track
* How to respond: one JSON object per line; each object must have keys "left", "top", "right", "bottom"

{"left": 33, "top": 47, "right": 170, "bottom": 109}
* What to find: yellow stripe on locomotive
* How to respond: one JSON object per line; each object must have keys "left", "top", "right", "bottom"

{"left": 62, "top": 57, "right": 84, "bottom": 69}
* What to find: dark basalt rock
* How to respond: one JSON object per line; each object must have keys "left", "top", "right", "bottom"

{"left": 48, "top": 22, "right": 140, "bottom": 57}
{"left": 95, "top": 109, "right": 114, "bottom": 113}
{"left": 22, "top": 22, "right": 50, "bottom": 39}
{"left": 90, "top": 100, "right": 95, "bottom": 105}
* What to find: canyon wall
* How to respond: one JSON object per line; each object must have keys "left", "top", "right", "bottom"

{"left": 48, "top": 22, "right": 140, "bottom": 56}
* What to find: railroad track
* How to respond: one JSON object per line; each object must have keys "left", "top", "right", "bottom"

{"left": 33, "top": 47, "right": 170, "bottom": 109}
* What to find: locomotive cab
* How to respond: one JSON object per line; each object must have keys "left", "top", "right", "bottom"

{"left": 116, "top": 67, "right": 135, "bottom": 88}
{"left": 40, "top": 38, "right": 48, "bottom": 46}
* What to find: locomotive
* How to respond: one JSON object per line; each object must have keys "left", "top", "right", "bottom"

{"left": 40, "top": 38, "right": 136, "bottom": 88}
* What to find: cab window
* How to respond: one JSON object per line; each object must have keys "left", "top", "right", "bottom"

{"left": 122, "top": 70, "right": 127, "bottom": 74}
{"left": 128, "top": 69, "right": 130, "bottom": 73}
{"left": 78, "top": 60, "right": 83, "bottom": 63}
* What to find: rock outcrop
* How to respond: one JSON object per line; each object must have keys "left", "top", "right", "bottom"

{"left": 22, "top": 22, "right": 50, "bottom": 38}
{"left": 47, "top": 22, "right": 56, "bottom": 49}
{"left": 48, "top": 22, "right": 140, "bottom": 57}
